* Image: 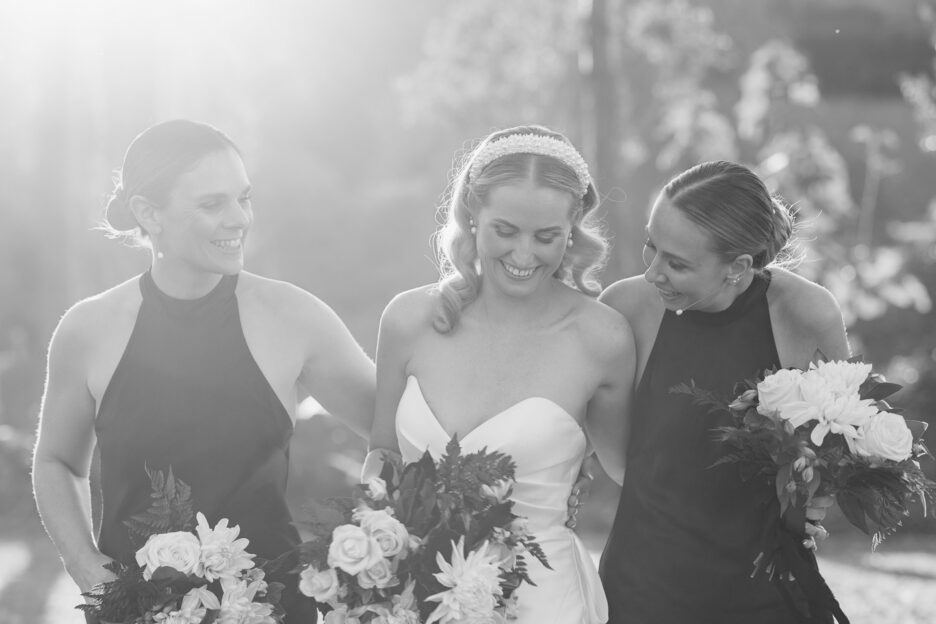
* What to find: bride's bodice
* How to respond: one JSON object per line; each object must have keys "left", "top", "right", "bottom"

{"left": 395, "top": 375, "right": 607, "bottom": 623}
{"left": 396, "top": 375, "right": 588, "bottom": 533}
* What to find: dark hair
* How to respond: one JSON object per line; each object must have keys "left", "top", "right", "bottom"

{"left": 434, "top": 124, "right": 607, "bottom": 333}
{"left": 662, "top": 160, "right": 796, "bottom": 270}
{"left": 101, "top": 120, "right": 240, "bottom": 246}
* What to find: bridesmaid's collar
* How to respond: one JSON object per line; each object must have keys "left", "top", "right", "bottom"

{"left": 672, "top": 270, "right": 771, "bottom": 326}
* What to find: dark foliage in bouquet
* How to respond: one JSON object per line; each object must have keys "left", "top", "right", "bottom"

{"left": 288, "top": 437, "right": 549, "bottom": 623}
{"left": 675, "top": 354, "right": 936, "bottom": 549}
{"left": 78, "top": 466, "right": 285, "bottom": 624}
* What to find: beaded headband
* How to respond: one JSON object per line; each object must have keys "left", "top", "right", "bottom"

{"left": 468, "top": 133, "right": 591, "bottom": 197}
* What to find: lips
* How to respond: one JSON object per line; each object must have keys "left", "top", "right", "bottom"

{"left": 501, "top": 261, "right": 537, "bottom": 280}
{"left": 211, "top": 238, "right": 243, "bottom": 252}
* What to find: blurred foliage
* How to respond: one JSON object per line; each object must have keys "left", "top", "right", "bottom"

{"left": 0, "top": 0, "right": 935, "bottom": 537}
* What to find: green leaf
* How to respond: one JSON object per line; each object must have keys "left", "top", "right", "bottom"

{"left": 906, "top": 419, "right": 929, "bottom": 441}
{"left": 862, "top": 381, "right": 903, "bottom": 401}
{"left": 837, "top": 492, "right": 870, "bottom": 535}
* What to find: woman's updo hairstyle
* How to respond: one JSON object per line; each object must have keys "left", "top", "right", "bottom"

{"left": 101, "top": 120, "right": 239, "bottom": 247}
{"left": 433, "top": 125, "right": 608, "bottom": 333}
{"left": 662, "top": 160, "right": 797, "bottom": 270}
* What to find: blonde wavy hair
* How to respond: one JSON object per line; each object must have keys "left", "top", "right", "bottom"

{"left": 433, "top": 125, "right": 607, "bottom": 333}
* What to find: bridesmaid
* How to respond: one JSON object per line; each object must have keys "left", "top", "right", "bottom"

{"left": 599, "top": 161, "right": 850, "bottom": 624}
{"left": 31, "top": 120, "right": 375, "bottom": 622}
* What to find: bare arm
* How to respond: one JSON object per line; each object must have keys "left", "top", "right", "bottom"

{"left": 31, "top": 307, "right": 115, "bottom": 593}
{"left": 814, "top": 291, "right": 850, "bottom": 361}
{"left": 298, "top": 298, "right": 376, "bottom": 439}
{"left": 584, "top": 313, "right": 636, "bottom": 487}
{"left": 369, "top": 292, "right": 420, "bottom": 455}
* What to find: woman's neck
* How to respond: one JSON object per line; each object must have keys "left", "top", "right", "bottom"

{"left": 474, "top": 277, "right": 568, "bottom": 329}
{"left": 150, "top": 261, "right": 226, "bottom": 300}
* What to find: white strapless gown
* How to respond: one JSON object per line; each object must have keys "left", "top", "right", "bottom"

{"left": 396, "top": 376, "right": 608, "bottom": 624}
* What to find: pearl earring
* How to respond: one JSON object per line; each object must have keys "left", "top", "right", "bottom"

{"left": 567, "top": 233, "right": 574, "bottom": 248}
{"left": 469, "top": 219, "right": 477, "bottom": 235}
{"left": 156, "top": 249, "right": 165, "bottom": 260}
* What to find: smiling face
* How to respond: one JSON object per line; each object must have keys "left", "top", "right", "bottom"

{"left": 155, "top": 148, "right": 253, "bottom": 279}
{"left": 643, "top": 194, "right": 740, "bottom": 313}
{"left": 474, "top": 180, "right": 575, "bottom": 299}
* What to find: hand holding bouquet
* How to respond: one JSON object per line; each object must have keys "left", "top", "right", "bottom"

{"left": 79, "top": 467, "right": 284, "bottom": 624}
{"left": 290, "top": 438, "right": 549, "bottom": 624}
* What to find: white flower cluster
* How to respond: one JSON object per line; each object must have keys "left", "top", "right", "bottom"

{"left": 299, "top": 501, "right": 419, "bottom": 622}
{"left": 756, "top": 360, "right": 913, "bottom": 461}
{"left": 468, "top": 133, "right": 591, "bottom": 197}
{"left": 425, "top": 537, "right": 506, "bottom": 624}
{"left": 134, "top": 512, "right": 275, "bottom": 624}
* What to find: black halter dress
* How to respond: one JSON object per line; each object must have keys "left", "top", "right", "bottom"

{"left": 94, "top": 271, "right": 316, "bottom": 622}
{"left": 600, "top": 272, "right": 825, "bottom": 624}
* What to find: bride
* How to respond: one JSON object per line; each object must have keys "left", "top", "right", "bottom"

{"left": 368, "top": 125, "right": 635, "bottom": 624}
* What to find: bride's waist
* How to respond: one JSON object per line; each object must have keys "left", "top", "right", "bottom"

{"left": 510, "top": 500, "right": 572, "bottom": 534}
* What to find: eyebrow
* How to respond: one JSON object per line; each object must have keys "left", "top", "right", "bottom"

{"left": 194, "top": 185, "right": 252, "bottom": 201}
{"left": 491, "top": 218, "right": 565, "bottom": 233}
{"left": 645, "top": 232, "right": 694, "bottom": 265}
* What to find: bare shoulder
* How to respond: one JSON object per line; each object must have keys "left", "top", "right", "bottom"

{"left": 380, "top": 284, "right": 439, "bottom": 340}
{"left": 236, "top": 271, "right": 341, "bottom": 328}
{"left": 575, "top": 294, "right": 636, "bottom": 364}
{"left": 598, "top": 275, "right": 659, "bottom": 323}
{"left": 54, "top": 276, "right": 142, "bottom": 347}
{"left": 767, "top": 268, "right": 843, "bottom": 330}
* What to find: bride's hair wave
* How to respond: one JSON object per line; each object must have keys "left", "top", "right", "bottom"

{"left": 432, "top": 125, "right": 607, "bottom": 334}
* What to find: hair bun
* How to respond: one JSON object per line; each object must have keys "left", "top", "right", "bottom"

{"left": 102, "top": 182, "right": 139, "bottom": 233}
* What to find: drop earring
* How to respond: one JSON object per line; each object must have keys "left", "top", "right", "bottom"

{"left": 469, "top": 219, "right": 477, "bottom": 235}
{"left": 567, "top": 233, "right": 574, "bottom": 248}
{"left": 156, "top": 250, "right": 165, "bottom": 260}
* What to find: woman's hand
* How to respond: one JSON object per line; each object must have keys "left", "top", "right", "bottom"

{"left": 566, "top": 455, "right": 596, "bottom": 529}
{"left": 68, "top": 551, "right": 118, "bottom": 596}
{"left": 802, "top": 495, "right": 834, "bottom": 551}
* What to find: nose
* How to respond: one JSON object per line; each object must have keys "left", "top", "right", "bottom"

{"left": 511, "top": 236, "right": 535, "bottom": 265}
{"left": 643, "top": 254, "right": 665, "bottom": 285}
{"left": 225, "top": 198, "right": 252, "bottom": 229}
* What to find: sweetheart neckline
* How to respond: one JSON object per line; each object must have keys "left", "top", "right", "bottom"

{"left": 404, "top": 375, "right": 584, "bottom": 442}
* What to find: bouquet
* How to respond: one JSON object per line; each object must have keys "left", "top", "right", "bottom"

{"left": 79, "top": 467, "right": 284, "bottom": 624}
{"left": 675, "top": 356, "right": 936, "bottom": 623}
{"left": 289, "top": 438, "right": 549, "bottom": 624}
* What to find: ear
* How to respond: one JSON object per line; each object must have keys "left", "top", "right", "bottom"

{"left": 728, "top": 254, "right": 754, "bottom": 279}
{"left": 128, "top": 195, "right": 161, "bottom": 236}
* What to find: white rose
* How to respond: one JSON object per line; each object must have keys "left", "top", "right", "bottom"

{"left": 354, "top": 508, "right": 409, "bottom": 558}
{"left": 299, "top": 566, "right": 340, "bottom": 603}
{"left": 851, "top": 412, "right": 914, "bottom": 462}
{"left": 327, "top": 525, "right": 384, "bottom": 575}
{"left": 357, "top": 557, "right": 399, "bottom": 589}
{"left": 367, "top": 477, "right": 388, "bottom": 501}
{"left": 135, "top": 531, "right": 202, "bottom": 580}
{"left": 756, "top": 369, "right": 804, "bottom": 416}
